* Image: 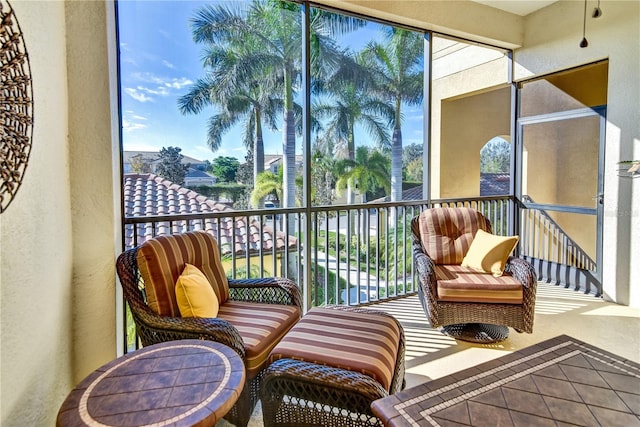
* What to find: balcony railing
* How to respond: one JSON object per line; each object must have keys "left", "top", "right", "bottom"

{"left": 123, "top": 196, "right": 515, "bottom": 310}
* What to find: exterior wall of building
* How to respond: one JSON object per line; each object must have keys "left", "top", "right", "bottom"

{"left": 439, "top": 86, "right": 511, "bottom": 198}
{"left": 515, "top": 0, "right": 639, "bottom": 306}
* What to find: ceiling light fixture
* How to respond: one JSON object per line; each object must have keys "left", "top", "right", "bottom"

{"left": 592, "top": 0, "right": 603, "bottom": 18}
{"left": 580, "top": 0, "right": 588, "bottom": 48}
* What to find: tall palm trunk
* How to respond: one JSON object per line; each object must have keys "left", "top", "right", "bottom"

{"left": 390, "top": 126, "right": 402, "bottom": 226}
{"left": 282, "top": 68, "right": 296, "bottom": 211}
{"left": 346, "top": 124, "right": 356, "bottom": 233}
{"left": 391, "top": 126, "right": 402, "bottom": 202}
{"left": 254, "top": 109, "right": 265, "bottom": 209}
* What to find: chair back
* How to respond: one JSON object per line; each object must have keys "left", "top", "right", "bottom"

{"left": 135, "top": 231, "right": 230, "bottom": 316}
{"left": 414, "top": 207, "right": 491, "bottom": 265}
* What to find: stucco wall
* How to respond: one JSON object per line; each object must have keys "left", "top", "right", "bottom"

{"left": 439, "top": 87, "right": 511, "bottom": 198}
{"left": 65, "top": 0, "right": 118, "bottom": 381}
{"left": 515, "top": 0, "right": 640, "bottom": 306}
{"left": 1, "top": 1, "right": 73, "bottom": 425}
{"left": 0, "top": 1, "right": 117, "bottom": 425}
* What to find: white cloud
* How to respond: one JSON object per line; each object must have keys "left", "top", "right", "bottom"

{"left": 162, "top": 60, "right": 175, "bottom": 69}
{"left": 164, "top": 77, "right": 193, "bottom": 89}
{"left": 137, "top": 85, "right": 170, "bottom": 97}
{"left": 127, "top": 73, "right": 192, "bottom": 96}
{"left": 122, "top": 119, "right": 148, "bottom": 132}
{"left": 124, "top": 87, "right": 153, "bottom": 103}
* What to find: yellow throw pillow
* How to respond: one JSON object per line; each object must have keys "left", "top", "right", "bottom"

{"left": 175, "top": 264, "right": 219, "bottom": 318}
{"left": 461, "top": 229, "right": 519, "bottom": 277}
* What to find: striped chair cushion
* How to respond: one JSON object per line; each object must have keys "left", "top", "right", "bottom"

{"left": 218, "top": 301, "right": 301, "bottom": 378}
{"left": 435, "top": 264, "right": 523, "bottom": 304}
{"left": 136, "top": 231, "right": 230, "bottom": 316}
{"left": 418, "top": 207, "right": 491, "bottom": 265}
{"left": 268, "top": 307, "right": 402, "bottom": 392}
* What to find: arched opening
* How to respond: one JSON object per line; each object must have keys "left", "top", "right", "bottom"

{"left": 479, "top": 136, "right": 510, "bottom": 196}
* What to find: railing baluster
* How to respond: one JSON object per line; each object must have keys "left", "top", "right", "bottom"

{"left": 123, "top": 195, "right": 518, "bottom": 308}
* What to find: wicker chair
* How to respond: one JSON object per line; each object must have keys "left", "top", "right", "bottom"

{"left": 116, "top": 231, "right": 302, "bottom": 427}
{"left": 411, "top": 207, "right": 537, "bottom": 342}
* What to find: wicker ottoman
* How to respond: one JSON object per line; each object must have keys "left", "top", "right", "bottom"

{"left": 260, "top": 305, "right": 405, "bottom": 427}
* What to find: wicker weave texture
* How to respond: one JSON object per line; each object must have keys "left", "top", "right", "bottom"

{"left": 260, "top": 307, "right": 405, "bottom": 427}
{"left": 411, "top": 213, "right": 537, "bottom": 333}
{"left": 116, "top": 245, "right": 302, "bottom": 427}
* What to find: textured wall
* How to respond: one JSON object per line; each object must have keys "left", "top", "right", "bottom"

{"left": 1, "top": 1, "right": 73, "bottom": 425}
{"left": 0, "top": 1, "right": 118, "bottom": 425}
{"left": 65, "top": 0, "right": 117, "bottom": 382}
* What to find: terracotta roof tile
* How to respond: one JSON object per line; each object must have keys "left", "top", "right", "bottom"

{"left": 123, "top": 173, "right": 297, "bottom": 255}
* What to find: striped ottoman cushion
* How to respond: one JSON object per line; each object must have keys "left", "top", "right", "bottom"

{"left": 268, "top": 306, "right": 402, "bottom": 392}
{"left": 218, "top": 301, "right": 301, "bottom": 379}
{"left": 435, "top": 264, "right": 523, "bottom": 304}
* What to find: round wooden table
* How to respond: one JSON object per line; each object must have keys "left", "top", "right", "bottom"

{"left": 57, "top": 340, "right": 245, "bottom": 427}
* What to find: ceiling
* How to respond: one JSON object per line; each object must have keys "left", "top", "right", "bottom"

{"left": 472, "top": 0, "right": 559, "bottom": 16}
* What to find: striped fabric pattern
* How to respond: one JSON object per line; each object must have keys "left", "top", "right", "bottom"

{"left": 418, "top": 208, "right": 491, "bottom": 265}
{"left": 136, "top": 231, "right": 230, "bottom": 316}
{"left": 268, "top": 307, "right": 402, "bottom": 391}
{"left": 435, "top": 264, "right": 523, "bottom": 304}
{"left": 218, "top": 301, "right": 301, "bottom": 378}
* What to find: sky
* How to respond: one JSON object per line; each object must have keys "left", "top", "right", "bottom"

{"left": 117, "top": 0, "right": 424, "bottom": 163}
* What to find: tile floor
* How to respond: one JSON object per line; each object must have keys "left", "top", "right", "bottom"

{"left": 218, "top": 282, "right": 640, "bottom": 426}
{"left": 372, "top": 334, "right": 640, "bottom": 426}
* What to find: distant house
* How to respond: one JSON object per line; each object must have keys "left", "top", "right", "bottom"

{"left": 184, "top": 168, "right": 217, "bottom": 187}
{"left": 123, "top": 150, "right": 209, "bottom": 174}
{"left": 263, "top": 154, "right": 304, "bottom": 174}
{"left": 123, "top": 173, "right": 297, "bottom": 274}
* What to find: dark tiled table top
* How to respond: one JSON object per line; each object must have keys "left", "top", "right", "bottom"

{"left": 372, "top": 335, "right": 640, "bottom": 426}
{"left": 57, "top": 340, "right": 245, "bottom": 427}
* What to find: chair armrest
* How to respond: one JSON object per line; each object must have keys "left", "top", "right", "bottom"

{"left": 504, "top": 256, "right": 537, "bottom": 289}
{"left": 131, "top": 308, "right": 246, "bottom": 359}
{"left": 412, "top": 236, "right": 437, "bottom": 294}
{"left": 228, "top": 277, "right": 302, "bottom": 311}
{"left": 412, "top": 234, "right": 441, "bottom": 326}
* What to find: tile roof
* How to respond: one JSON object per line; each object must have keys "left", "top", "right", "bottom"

{"left": 480, "top": 172, "right": 510, "bottom": 196}
{"left": 185, "top": 169, "right": 216, "bottom": 179}
{"left": 371, "top": 173, "right": 511, "bottom": 202}
{"left": 123, "top": 173, "right": 297, "bottom": 255}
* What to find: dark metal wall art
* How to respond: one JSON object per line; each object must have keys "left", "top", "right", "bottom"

{"left": 0, "top": 0, "right": 33, "bottom": 213}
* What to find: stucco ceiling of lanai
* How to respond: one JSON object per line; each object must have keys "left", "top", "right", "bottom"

{"left": 472, "top": 0, "right": 559, "bottom": 16}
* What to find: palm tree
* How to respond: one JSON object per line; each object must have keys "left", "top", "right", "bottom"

{"left": 188, "top": 0, "right": 364, "bottom": 210}
{"left": 179, "top": 7, "right": 282, "bottom": 209}
{"left": 362, "top": 27, "right": 424, "bottom": 203}
{"left": 250, "top": 168, "right": 282, "bottom": 208}
{"left": 314, "top": 66, "right": 393, "bottom": 206}
{"left": 250, "top": 165, "right": 305, "bottom": 208}
{"left": 335, "top": 146, "right": 390, "bottom": 202}
{"left": 335, "top": 146, "right": 390, "bottom": 237}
